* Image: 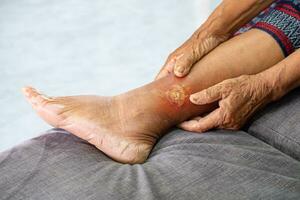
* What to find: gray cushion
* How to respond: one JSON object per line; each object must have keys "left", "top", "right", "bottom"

{"left": 0, "top": 128, "right": 299, "bottom": 200}
{"left": 246, "top": 88, "right": 300, "bottom": 161}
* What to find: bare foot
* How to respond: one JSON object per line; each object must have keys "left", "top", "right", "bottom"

{"left": 22, "top": 87, "right": 168, "bottom": 164}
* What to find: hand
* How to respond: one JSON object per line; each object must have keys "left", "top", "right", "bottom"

{"left": 155, "top": 0, "right": 276, "bottom": 80}
{"left": 155, "top": 30, "right": 229, "bottom": 80}
{"left": 179, "top": 74, "right": 274, "bottom": 133}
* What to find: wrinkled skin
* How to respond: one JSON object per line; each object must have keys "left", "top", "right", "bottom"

{"left": 22, "top": 87, "right": 156, "bottom": 164}
{"left": 155, "top": 31, "right": 229, "bottom": 79}
{"left": 180, "top": 74, "right": 274, "bottom": 132}
{"left": 155, "top": 0, "right": 275, "bottom": 80}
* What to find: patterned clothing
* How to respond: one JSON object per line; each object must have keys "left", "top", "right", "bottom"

{"left": 236, "top": 0, "right": 300, "bottom": 57}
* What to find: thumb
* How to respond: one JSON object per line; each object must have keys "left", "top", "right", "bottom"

{"left": 179, "top": 108, "right": 221, "bottom": 133}
{"left": 173, "top": 52, "right": 196, "bottom": 77}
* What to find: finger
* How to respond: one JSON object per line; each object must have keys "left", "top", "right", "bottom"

{"left": 179, "top": 109, "right": 221, "bottom": 133}
{"left": 178, "top": 116, "right": 200, "bottom": 129}
{"left": 190, "top": 84, "right": 223, "bottom": 105}
{"left": 155, "top": 58, "right": 176, "bottom": 80}
{"left": 178, "top": 116, "right": 202, "bottom": 128}
{"left": 173, "top": 52, "right": 195, "bottom": 77}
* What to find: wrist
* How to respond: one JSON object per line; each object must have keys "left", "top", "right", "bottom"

{"left": 257, "top": 67, "right": 285, "bottom": 102}
{"left": 201, "top": 0, "right": 275, "bottom": 36}
{"left": 199, "top": 13, "right": 231, "bottom": 40}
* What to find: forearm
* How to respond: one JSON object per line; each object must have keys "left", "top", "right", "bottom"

{"left": 261, "top": 50, "right": 300, "bottom": 101}
{"left": 204, "top": 0, "right": 275, "bottom": 35}
{"left": 185, "top": 0, "right": 275, "bottom": 58}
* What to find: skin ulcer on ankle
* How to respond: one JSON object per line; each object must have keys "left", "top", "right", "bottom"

{"left": 165, "top": 84, "right": 190, "bottom": 107}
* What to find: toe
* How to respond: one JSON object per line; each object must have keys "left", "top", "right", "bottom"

{"left": 22, "top": 86, "right": 52, "bottom": 107}
{"left": 22, "top": 86, "right": 65, "bottom": 128}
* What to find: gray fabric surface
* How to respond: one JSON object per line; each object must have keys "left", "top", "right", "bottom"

{"left": 1, "top": 128, "right": 299, "bottom": 200}
{"left": 246, "top": 88, "right": 300, "bottom": 161}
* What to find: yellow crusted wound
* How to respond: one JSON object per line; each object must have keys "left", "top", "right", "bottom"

{"left": 166, "top": 84, "right": 188, "bottom": 107}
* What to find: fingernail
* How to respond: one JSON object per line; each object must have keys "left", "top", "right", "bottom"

{"left": 178, "top": 122, "right": 186, "bottom": 129}
{"left": 175, "top": 66, "right": 185, "bottom": 76}
{"left": 192, "top": 123, "right": 198, "bottom": 129}
{"left": 190, "top": 95, "right": 198, "bottom": 103}
{"left": 176, "top": 65, "right": 184, "bottom": 73}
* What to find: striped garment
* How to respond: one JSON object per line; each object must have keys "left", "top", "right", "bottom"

{"left": 236, "top": 0, "right": 300, "bottom": 57}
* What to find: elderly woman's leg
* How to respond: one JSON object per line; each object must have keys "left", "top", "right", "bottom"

{"left": 23, "top": 29, "right": 283, "bottom": 164}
